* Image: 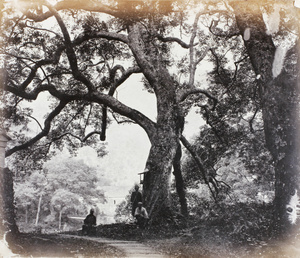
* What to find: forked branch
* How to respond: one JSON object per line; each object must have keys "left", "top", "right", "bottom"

{"left": 101, "top": 66, "right": 141, "bottom": 141}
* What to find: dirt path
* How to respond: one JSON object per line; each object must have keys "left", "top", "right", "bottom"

{"left": 60, "top": 235, "right": 167, "bottom": 258}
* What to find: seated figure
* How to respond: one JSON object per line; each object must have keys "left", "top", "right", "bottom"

{"left": 82, "top": 208, "right": 96, "bottom": 236}
{"left": 134, "top": 202, "right": 149, "bottom": 229}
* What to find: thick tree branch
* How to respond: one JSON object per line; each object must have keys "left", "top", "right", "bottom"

{"left": 6, "top": 82, "right": 156, "bottom": 140}
{"left": 87, "top": 92, "right": 156, "bottom": 139}
{"left": 51, "top": 131, "right": 102, "bottom": 142}
{"left": 5, "top": 83, "right": 66, "bottom": 100}
{"left": 179, "top": 88, "right": 217, "bottom": 109}
{"left": 101, "top": 65, "right": 142, "bottom": 140}
{"left": 188, "top": 11, "right": 202, "bottom": 86}
{"left": 156, "top": 34, "right": 191, "bottom": 49}
{"left": 128, "top": 24, "right": 157, "bottom": 84}
{"left": 5, "top": 100, "right": 68, "bottom": 157}
{"left": 47, "top": 3, "right": 95, "bottom": 92}
{"left": 74, "top": 31, "right": 129, "bottom": 45}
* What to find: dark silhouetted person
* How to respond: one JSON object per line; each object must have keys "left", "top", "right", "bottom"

{"left": 82, "top": 208, "right": 96, "bottom": 236}
{"left": 134, "top": 202, "right": 149, "bottom": 229}
{"left": 130, "top": 185, "right": 142, "bottom": 217}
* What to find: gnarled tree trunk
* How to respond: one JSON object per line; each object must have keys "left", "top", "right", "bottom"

{"left": 142, "top": 81, "right": 182, "bottom": 223}
{"left": 128, "top": 23, "right": 187, "bottom": 223}
{"left": 231, "top": 1, "right": 300, "bottom": 236}
{"left": 3, "top": 168, "right": 19, "bottom": 236}
{"left": 173, "top": 144, "right": 188, "bottom": 217}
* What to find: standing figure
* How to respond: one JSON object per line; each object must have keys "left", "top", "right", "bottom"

{"left": 130, "top": 185, "right": 143, "bottom": 217}
{"left": 82, "top": 208, "right": 97, "bottom": 236}
{"left": 134, "top": 202, "right": 149, "bottom": 229}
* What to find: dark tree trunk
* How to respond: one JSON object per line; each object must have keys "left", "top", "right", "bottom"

{"left": 173, "top": 144, "right": 188, "bottom": 217}
{"left": 3, "top": 168, "right": 19, "bottom": 236}
{"left": 142, "top": 96, "right": 181, "bottom": 223}
{"left": 266, "top": 70, "right": 300, "bottom": 235}
{"left": 142, "top": 105, "right": 186, "bottom": 223}
{"left": 231, "top": 1, "right": 300, "bottom": 236}
{"left": 128, "top": 23, "right": 186, "bottom": 224}
{"left": 143, "top": 137, "right": 178, "bottom": 223}
{"left": 0, "top": 167, "right": 6, "bottom": 239}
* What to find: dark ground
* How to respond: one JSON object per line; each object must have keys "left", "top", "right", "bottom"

{"left": 6, "top": 232, "right": 124, "bottom": 257}
{"left": 5, "top": 220, "right": 300, "bottom": 258}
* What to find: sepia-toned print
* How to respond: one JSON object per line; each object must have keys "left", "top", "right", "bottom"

{"left": 1, "top": 0, "right": 300, "bottom": 257}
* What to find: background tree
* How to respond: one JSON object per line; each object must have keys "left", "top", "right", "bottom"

{"left": 14, "top": 157, "right": 105, "bottom": 231}
{"left": 182, "top": 17, "right": 274, "bottom": 200}
{"left": 228, "top": 0, "right": 300, "bottom": 235}
{"left": 114, "top": 185, "right": 135, "bottom": 223}
{"left": 180, "top": 0, "right": 300, "bottom": 235}
{"left": 50, "top": 189, "right": 83, "bottom": 230}
{"left": 14, "top": 170, "right": 47, "bottom": 229}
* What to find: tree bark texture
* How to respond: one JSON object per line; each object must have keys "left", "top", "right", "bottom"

{"left": 173, "top": 144, "right": 188, "bottom": 217}
{"left": 0, "top": 168, "right": 5, "bottom": 239}
{"left": 127, "top": 24, "right": 187, "bottom": 222}
{"left": 0, "top": 168, "right": 18, "bottom": 240}
{"left": 142, "top": 95, "right": 182, "bottom": 222}
{"left": 3, "top": 168, "right": 19, "bottom": 236}
{"left": 231, "top": 1, "right": 300, "bottom": 235}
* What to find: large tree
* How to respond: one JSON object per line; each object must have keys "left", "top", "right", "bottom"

{"left": 1, "top": 0, "right": 216, "bottom": 224}
{"left": 228, "top": 0, "right": 300, "bottom": 235}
